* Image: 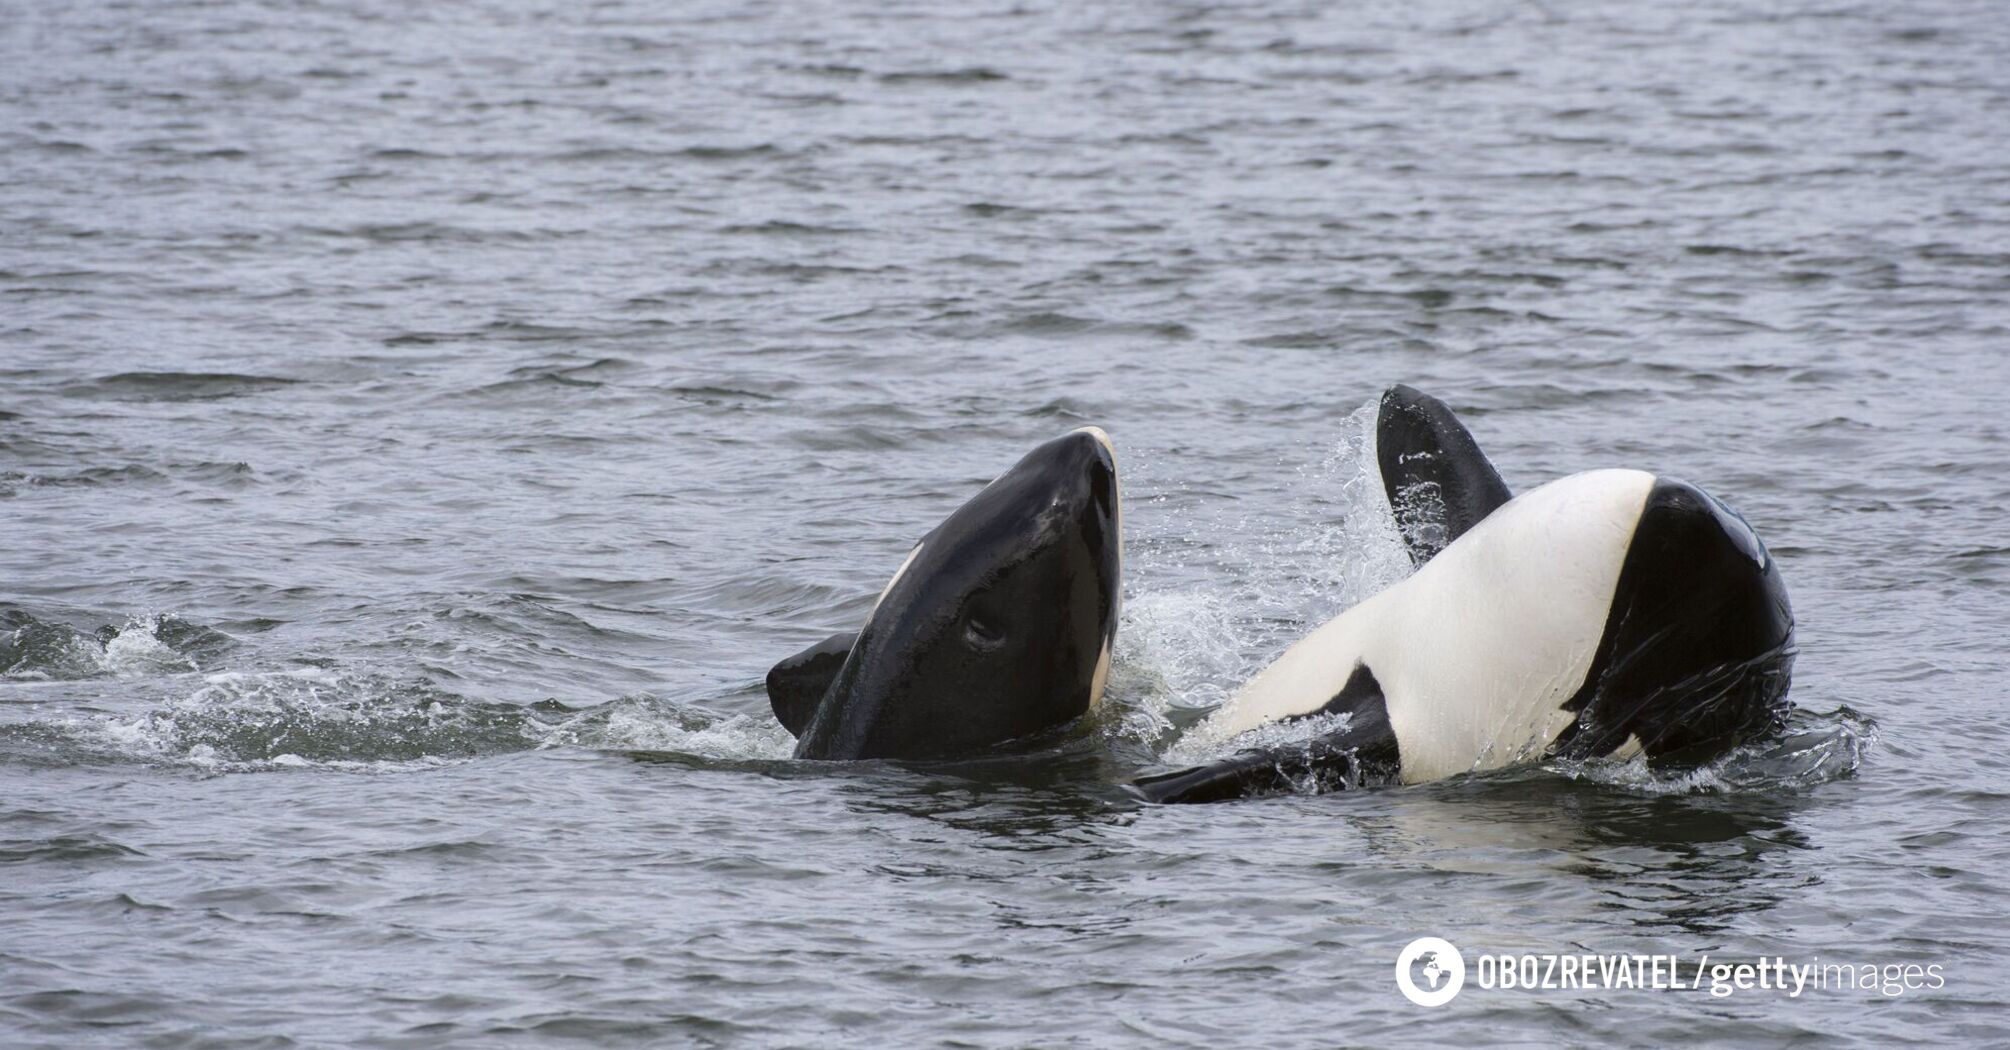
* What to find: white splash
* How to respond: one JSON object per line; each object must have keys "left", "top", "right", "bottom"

{"left": 1, "top": 614, "right": 200, "bottom": 681}
{"left": 99, "top": 619, "right": 195, "bottom": 676}
{"left": 540, "top": 696, "right": 798, "bottom": 760}
{"left": 1163, "top": 708, "right": 1358, "bottom": 768}
{"left": 1112, "top": 397, "right": 1413, "bottom": 750}
{"left": 1548, "top": 707, "right": 1878, "bottom": 795}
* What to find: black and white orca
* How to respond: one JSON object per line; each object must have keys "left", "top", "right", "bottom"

{"left": 1130, "top": 386, "right": 1795, "bottom": 803}
{"left": 769, "top": 428, "right": 1123, "bottom": 760}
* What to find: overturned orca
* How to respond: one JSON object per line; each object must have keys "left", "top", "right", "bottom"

{"left": 1131, "top": 386, "right": 1794, "bottom": 803}
{"left": 769, "top": 428, "right": 1122, "bottom": 760}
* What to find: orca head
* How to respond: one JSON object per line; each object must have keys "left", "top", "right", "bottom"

{"left": 793, "top": 428, "right": 1122, "bottom": 760}
{"left": 1552, "top": 476, "right": 1796, "bottom": 767}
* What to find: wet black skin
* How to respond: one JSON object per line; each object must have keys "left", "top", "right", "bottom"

{"left": 1547, "top": 477, "right": 1795, "bottom": 765}
{"left": 1377, "top": 383, "right": 1512, "bottom": 565}
{"left": 781, "top": 430, "right": 1121, "bottom": 761}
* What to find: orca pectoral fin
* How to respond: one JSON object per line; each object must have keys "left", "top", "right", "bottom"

{"left": 1126, "top": 715, "right": 1401, "bottom": 805}
{"left": 1376, "top": 384, "right": 1513, "bottom": 566}
{"left": 1126, "top": 747, "right": 1323, "bottom": 805}
{"left": 765, "top": 631, "right": 856, "bottom": 737}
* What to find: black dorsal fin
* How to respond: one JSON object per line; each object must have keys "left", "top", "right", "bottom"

{"left": 1128, "top": 665, "right": 1401, "bottom": 804}
{"left": 1376, "top": 384, "right": 1513, "bottom": 567}
{"left": 766, "top": 632, "right": 856, "bottom": 737}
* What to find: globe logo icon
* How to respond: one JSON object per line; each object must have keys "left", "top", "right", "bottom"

{"left": 1395, "top": 937, "right": 1465, "bottom": 1007}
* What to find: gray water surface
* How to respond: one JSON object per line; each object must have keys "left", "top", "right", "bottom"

{"left": 4, "top": 0, "right": 2008, "bottom": 1046}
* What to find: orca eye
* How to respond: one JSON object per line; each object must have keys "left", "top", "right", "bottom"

{"left": 964, "top": 615, "right": 1005, "bottom": 651}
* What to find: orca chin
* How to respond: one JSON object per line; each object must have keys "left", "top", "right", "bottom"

{"left": 769, "top": 428, "right": 1122, "bottom": 761}
{"left": 1131, "top": 385, "right": 1793, "bottom": 804}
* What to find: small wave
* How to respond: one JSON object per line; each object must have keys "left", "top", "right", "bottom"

{"left": 962, "top": 202, "right": 1037, "bottom": 219}
{"left": 0, "top": 834, "right": 146, "bottom": 865}
{"left": 0, "top": 612, "right": 226, "bottom": 681}
{"left": 672, "top": 144, "right": 783, "bottom": 162}
{"left": 987, "top": 311, "right": 1196, "bottom": 341}
{"left": 17, "top": 666, "right": 797, "bottom": 774}
{"left": 539, "top": 695, "right": 796, "bottom": 761}
{"left": 719, "top": 220, "right": 864, "bottom": 237}
{"left": 878, "top": 67, "right": 1009, "bottom": 85}
{"left": 1551, "top": 706, "right": 1876, "bottom": 795}
{"left": 67, "top": 671, "right": 545, "bottom": 772}
{"left": 60, "top": 372, "right": 299, "bottom": 402}
{"left": 6, "top": 464, "right": 169, "bottom": 489}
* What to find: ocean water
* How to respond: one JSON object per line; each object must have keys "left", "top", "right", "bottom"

{"left": 4, "top": 0, "right": 2008, "bottom": 1046}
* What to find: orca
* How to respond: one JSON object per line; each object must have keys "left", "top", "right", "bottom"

{"left": 769, "top": 428, "right": 1122, "bottom": 761}
{"left": 1130, "top": 387, "right": 1794, "bottom": 803}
